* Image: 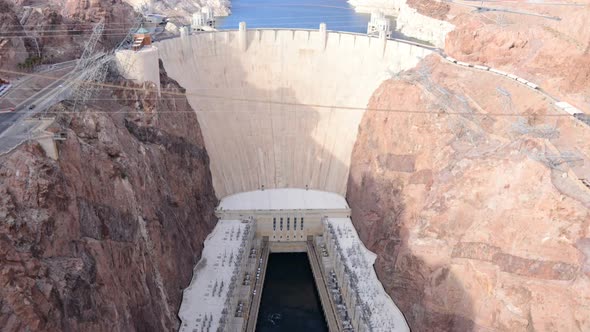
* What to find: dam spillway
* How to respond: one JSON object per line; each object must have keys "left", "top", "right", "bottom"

{"left": 153, "top": 27, "right": 431, "bottom": 198}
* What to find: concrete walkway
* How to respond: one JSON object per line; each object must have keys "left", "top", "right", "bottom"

{"left": 244, "top": 238, "right": 269, "bottom": 332}
{"left": 307, "top": 239, "right": 341, "bottom": 332}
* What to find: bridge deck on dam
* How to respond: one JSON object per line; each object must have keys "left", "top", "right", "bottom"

{"left": 152, "top": 28, "right": 432, "bottom": 198}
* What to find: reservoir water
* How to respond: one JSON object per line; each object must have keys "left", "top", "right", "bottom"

{"left": 256, "top": 253, "right": 328, "bottom": 332}
{"left": 218, "top": 0, "right": 371, "bottom": 33}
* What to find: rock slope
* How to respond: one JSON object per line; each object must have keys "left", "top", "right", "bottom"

{"left": 0, "top": 0, "right": 136, "bottom": 80}
{"left": 446, "top": 3, "right": 590, "bottom": 111}
{"left": 0, "top": 64, "right": 218, "bottom": 331}
{"left": 347, "top": 56, "right": 590, "bottom": 331}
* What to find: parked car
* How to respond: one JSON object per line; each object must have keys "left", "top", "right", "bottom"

{"left": 28, "top": 104, "right": 36, "bottom": 110}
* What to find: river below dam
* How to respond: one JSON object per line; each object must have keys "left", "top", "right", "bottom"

{"left": 218, "top": 0, "right": 371, "bottom": 33}
{"left": 256, "top": 253, "right": 328, "bottom": 332}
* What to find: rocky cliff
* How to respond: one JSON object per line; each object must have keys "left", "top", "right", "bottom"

{"left": 0, "top": 1, "right": 27, "bottom": 76}
{"left": 0, "top": 0, "right": 136, "bottom": 80}
{"left": 122, "top": 0, "right": 231, "bottom": 23}
{"left": 347, "top": 56, "right": 590, "bottom": 331}
{"left": 445, "top": 4, "right": 590, "bottom": 110}
{"left": 0, "top": 64, "right": 218, "bottom": 331}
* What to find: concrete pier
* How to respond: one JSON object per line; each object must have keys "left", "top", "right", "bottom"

{"left": 244, "top": 238, "right": 269, "bottom": 331}
{"left": 307, "top": 239, "right": 341, "bottom": 332}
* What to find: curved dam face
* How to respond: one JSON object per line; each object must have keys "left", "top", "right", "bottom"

{"left": 157, "top": 29, "right": 431, "bottom": 198}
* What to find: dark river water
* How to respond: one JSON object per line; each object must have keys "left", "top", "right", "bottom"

{"left": 218, "top": 0, "right": 371, "bottom": 33}
{"left": 256, "top": 253, "right": 328, "bottom": 332}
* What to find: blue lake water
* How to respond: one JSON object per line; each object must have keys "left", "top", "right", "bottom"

{"left": 218, "top": 0, "right": 371, "bottom": 33}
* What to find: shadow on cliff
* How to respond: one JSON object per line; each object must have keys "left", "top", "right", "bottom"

{"left": 345, "top": 109, "right": 476, "bottom": 331}
{"left": 0, "top": 61, "right": 219, "bottom": 331}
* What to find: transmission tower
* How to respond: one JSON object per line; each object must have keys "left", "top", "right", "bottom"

{"left": 73, "top": 19, "right": 105, "bottom": 72}
{"left": 67, "top": 13, "right": 146, "bottom": 113}
{"left": 68, "top": 19, "right": 106, "bottom": 112}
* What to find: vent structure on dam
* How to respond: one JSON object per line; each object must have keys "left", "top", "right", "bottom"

{"left": 179, "top": 189, "right": 410, "bottom": 332}
{"left": 115, "top": 24, "right": 428, "bottom": 332}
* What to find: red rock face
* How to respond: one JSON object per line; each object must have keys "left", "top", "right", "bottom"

{"left": 406, "top": 0, "right": 450, "bottom": 20}
{"left": 0, "top": 67, "right": 218, "bottom": 331}
{"left": 445, "top": 5, "right": 590, "bottom": 106}
{"left": 0, "top": 0, "right": 136, "bottom": 79}
{"left": 347, "top": 62, "right": 590, "bottom": 331}
{"left": 0, "top": 1, "right": 28, "bottom": 76}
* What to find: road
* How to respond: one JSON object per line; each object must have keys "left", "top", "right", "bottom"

{"left": 0, "top": 61, "right": 76, "bottom": 136}
{"left": 0, "top": 61, "right": 80, "bottom": 154}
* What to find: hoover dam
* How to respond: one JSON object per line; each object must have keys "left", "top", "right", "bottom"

{"left": 117, "top": 25, "right": 432, "bottom": 331}
{"left": 153, "top": 26, "right": 431, "bottom": 197}
{"left": 1, "top": 1, "right": 590, "bottom": 331}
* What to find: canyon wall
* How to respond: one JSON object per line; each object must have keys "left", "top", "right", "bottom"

{"left": 122, "top": 0, "right": 231, "bottom": 19}
{"left": 445, "top": 4, "right": 590, "bottom": 112}
{"left": 347, "top": 57, "right": 590, "bottom": 331}
{"left": 157, "top": 30, "right": 431, "bottom": 198}
{"left": 0, "top": 1, "right": 27, "bottom": 76}
{"left": 0, "top": 0, "right": 136, "bottom": 80}
{"left": 0, "top": 65, "right": 218, "bottom": 331}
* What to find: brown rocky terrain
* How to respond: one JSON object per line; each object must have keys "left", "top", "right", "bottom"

{"left": 347, "top": 56, "right": 590, "bottom": 331}
{"left": 0, "top": 64, "right": 218, "bottom": 331}
{"left": 0, "top": 0, "right": 136, "bottom": 80}
{"left": 444, "top": 2, "right": 590, "bottom": 110}
{"left": 0, "top": 1, "right": 27, "bottom": 76}
{"left": 406, "top": 0, "right": 450, "bottom": 20}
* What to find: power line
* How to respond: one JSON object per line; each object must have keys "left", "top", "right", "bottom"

{"left": 0, "top": 68, "right": 574, "bottom": 118}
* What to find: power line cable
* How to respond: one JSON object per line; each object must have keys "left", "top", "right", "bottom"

{"left": 0, "top": 68, "right": 574, "bottom": 118}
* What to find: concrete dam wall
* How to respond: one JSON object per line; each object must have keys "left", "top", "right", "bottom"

{"left": 156, "top": 28, "right": 432, "bottom": 198}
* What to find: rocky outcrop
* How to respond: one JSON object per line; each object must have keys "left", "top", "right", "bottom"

{"left": 347, "top": 57, "right": 590, "bottom": 331}
{"left": 0, "top": 64, "right": 218, "bottom": 331}
{"left": 0, "top": 0, "right": 28, "bottom": 77}
{"left": 0, "top": 0, "right": 136, "bottom": 78}
{"left": 122, "top": 0, "right": 231, "bottom": 21}
{"left": 396, "top": 1, "right": 454, "bottom": 48}
{"left": 445, "top": 4, "right": 590, "bottom": 109}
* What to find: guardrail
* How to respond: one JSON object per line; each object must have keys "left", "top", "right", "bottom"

{"left": 156, "top": 27, "right": 438, "bottom": 51}
{"left": 441, "top": 54, "right": 587, "bottom": 126}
